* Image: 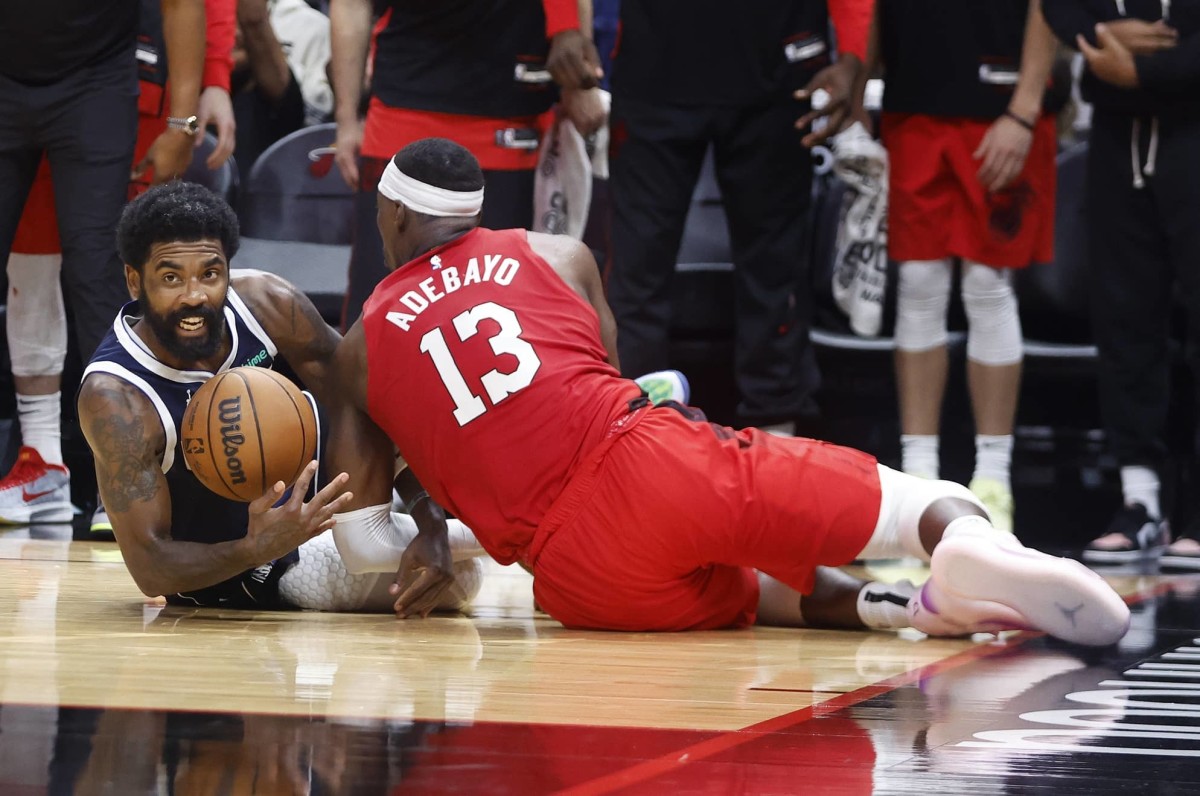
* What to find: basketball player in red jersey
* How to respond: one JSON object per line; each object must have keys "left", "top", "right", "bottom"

{"left": 329, "top": 138, "right": 1130, "bottom": 646}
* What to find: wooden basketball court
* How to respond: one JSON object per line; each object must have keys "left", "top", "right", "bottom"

{"left": 0, "top": 525, "right": 1195, "bottom": 794}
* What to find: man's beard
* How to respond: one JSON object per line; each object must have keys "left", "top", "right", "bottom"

{"left": 138, "top": 297, "right": 227, "bottom": 363}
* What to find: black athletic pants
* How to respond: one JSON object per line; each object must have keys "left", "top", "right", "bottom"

{"left": 1087, "top": 110, "right": 1200, "bottom": 470}
{"left": 0, "top": 47, "right": 139, "bottom": 363}
{"left": 606, "top": 95, "right": 818, "bottom": 427}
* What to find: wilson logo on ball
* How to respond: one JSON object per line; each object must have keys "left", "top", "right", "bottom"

{"left": 218, "top": 397, "right": 247, "bottom": 486}
{"left": 181, "top": 366, "right": 318, "bottom": 503}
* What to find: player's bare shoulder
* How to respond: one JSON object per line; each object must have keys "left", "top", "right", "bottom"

{"left": 525, "top": 231, "right": 598, "bottom": 298}
{"left": 230, "top": 268, "right": 292, "bottom": 311}
{"left": 231, "top": 269, "right": 333, "bottom": 345}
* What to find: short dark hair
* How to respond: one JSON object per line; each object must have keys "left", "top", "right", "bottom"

{"left": 393, "top": 138, "right": 485, "bottom": 193}
{"left": 117, "top": 182, "right": 240, "bottom": 270}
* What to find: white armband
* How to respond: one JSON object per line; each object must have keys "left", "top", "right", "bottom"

{"left": 332, "top": 503, "right": 488, "bottom": 575}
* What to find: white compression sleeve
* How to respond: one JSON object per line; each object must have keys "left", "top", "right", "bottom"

{"left": 332, "top": 503, "right": 488, "bottom": 575}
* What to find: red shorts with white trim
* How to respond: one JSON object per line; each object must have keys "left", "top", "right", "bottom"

{"left": 882, "top": 113, "right": 1056, "bottom": 268}
{"left": 527, "top": 406, "right": 881, "bottom": 631}
{"left": 361, "top": 98, "right": 554, "bottom": 172}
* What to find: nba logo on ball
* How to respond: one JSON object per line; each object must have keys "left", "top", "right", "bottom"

{"left": 181, "top": 367, "right": 318, "bottom": 502}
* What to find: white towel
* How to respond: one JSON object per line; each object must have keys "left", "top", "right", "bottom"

{"left": 533, "top": 90, "right": 611, "bottom": 239}
{"left": 830, "top": 121, "right": 890, "bottom": 337}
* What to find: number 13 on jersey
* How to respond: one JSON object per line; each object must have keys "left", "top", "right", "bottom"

{"left": 390, "top": 301, "right": 542, "bottom": 426}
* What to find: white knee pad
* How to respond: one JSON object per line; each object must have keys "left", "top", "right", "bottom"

{"left": 961, "top": 261, "right": 1023, "bottom": 366}
{"left": 6, "top": 253, "right": 67, "bottom": 377}
{"left": 894, "top": 259, "right": 953, "bottom": 352}
{"left": 858, "top": 464, "right": 986, "bottom": 561}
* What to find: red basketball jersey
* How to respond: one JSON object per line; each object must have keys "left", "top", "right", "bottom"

{"left": 362, "top": 228, "right": 640, "bottom": 565}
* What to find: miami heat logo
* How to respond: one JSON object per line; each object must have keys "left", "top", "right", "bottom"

{"left": 988, "top": 182, "right": 1035, "bottom": 241}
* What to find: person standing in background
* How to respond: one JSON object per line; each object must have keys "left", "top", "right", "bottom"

{"left": 1040, "top": 0, "right": 1200, "bottom": 567}
{"left": 861, "top": 0, "right": 1059, "bottom": 533}
{"left": 0, "top": 0, "right": 214, "bottom": 526}
{"left": 604, "top": 0, "right": 872, "bottom": 436}
{"left": 330, "top": 0, "right": 607, "bottom": 330}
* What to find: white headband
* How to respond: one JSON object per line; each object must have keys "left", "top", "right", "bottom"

{"left": 378, "top": 159, "right": 484, "bottom": 217}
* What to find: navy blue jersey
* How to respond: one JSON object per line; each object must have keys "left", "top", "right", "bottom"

{"left": 84, "top": 282, "right": 301, "bottom": 607}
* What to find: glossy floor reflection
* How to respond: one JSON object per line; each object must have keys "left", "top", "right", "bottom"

{"left": 1, "top": 528, "right": 1198, "bottom": 793}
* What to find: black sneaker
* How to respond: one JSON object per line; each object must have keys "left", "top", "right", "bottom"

{"left": 1082, "top": 503, "right": 1169, "bottom": 565}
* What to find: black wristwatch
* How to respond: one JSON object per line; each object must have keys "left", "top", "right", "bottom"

{"left": 167, "top": 115, "right": 200, "bottom": 136}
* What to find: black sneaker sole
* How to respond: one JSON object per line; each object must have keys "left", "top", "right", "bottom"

{"left": 1082, "top": 545, "right": 1166, "bottom": 564}
{"left": 1160, "top": 554, "right": 1200, "bottom": 572}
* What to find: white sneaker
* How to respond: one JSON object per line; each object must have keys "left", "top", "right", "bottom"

{"left": 909, "top": 526, "right": 1130, "bottom": 646}
{"left": 0, "top": 446, "right": 73, "bottom": 524}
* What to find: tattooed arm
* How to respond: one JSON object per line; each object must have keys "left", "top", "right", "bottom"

{"left": 233, "top": 270, "right": 342, "bottom": 405}
{"left": 78, "top": 373, "right": 266, "bottom": 597}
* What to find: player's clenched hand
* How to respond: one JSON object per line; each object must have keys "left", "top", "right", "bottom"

{"left": 795, "top": 55, "right": 863, "bottom": 148}
{"left": 547, "top": 29, "right": 603, "bottom": 90}
{"left": 391, "top": 530, "right": 454, "bottom": 618}
{"left": 244, "top": 462, "right": 354, "bottom": 563}
{"left": 974, "top": 113, "right": 1033, "bottom": 193}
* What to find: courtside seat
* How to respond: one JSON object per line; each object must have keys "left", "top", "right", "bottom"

{"left": 234, "top": 123, "right": 352, "bottom": 324}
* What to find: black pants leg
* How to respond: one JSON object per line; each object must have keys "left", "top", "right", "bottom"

{"left": 712, "top": 98, "right": 817, "bottom": 425}
{"left": 1087, "top": 111, "right": 1175, "bottom": 470}
{"left": 1155, "top": 116, "right": 1200, "bottom": 466}
{"left": 606, "top": 97, "right": 709, "bottom": 379}
{"left": 40, "top": 50, "right": 139, "bottom": 363}
{"left": 0, "top": 80, "right": 58, "bottom": 297}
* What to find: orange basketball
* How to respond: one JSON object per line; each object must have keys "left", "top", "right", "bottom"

{"left": 180, "top": 366, "right": 318, "bottom": 502}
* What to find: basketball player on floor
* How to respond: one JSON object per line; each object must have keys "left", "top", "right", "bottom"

{"left": 75, "top": 182, "right": 486, "bottom": 611}
{"left": 326, "top": 138, "right": 1130, "bottom": 645}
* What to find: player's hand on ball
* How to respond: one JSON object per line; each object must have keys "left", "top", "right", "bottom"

{"left": 245, "top": 462, "right": 354, "bottom": 563}
{"left": 391, "top": 531, "right": 455, "bottom": 619}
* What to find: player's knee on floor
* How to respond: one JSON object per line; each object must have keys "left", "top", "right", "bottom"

{"left": 960, "top": 261, "right": 1022, "bottom": 366}
{"left": 859, "top": 465, "right": 987, "bottom": 561}
{"left": 894, "top": 259, "right": 953, "bottom": 352}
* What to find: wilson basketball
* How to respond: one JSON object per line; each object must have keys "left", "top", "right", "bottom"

{"left": 180, "top": 367, "right": 318, "bottom": 502}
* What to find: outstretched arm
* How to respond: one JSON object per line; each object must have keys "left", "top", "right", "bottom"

{"left": 80, "top": 372, "right": 351, "bottom": 598}
{"left": 79, "top": 374, "right": 259, "bottom": 597}
{"left": 327, "top": 322, "right": 457, "bottom": 616}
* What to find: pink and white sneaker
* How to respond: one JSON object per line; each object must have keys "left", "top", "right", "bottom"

{"left": 909, "top": 526, "right": 1131, "bottom": 647}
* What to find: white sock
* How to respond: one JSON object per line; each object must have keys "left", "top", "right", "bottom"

{"left": 900, "top": 434, "right": 939, "bottom": 478}
{"left": 1120, "top": 466, "right": 1160, "bottom": 519}
{"left": 857, "top": 580, "right": 916, "bottom": 629}
{"left": 17, "top": 392, "right": 63, "bottom": 466}
{"left": 973, "top": 434, "right": 1013, "bottom": 488}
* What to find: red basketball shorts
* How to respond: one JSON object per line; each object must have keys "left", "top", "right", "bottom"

{"left": 882, "top": 112, "right": 1056, "bottom": 268}
{"left": 528, "top": 406, "right": 881, "bottom": 631}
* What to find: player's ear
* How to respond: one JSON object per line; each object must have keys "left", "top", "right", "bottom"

{"left": 124, "top": 263, "right": 142, "bottom": 301}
